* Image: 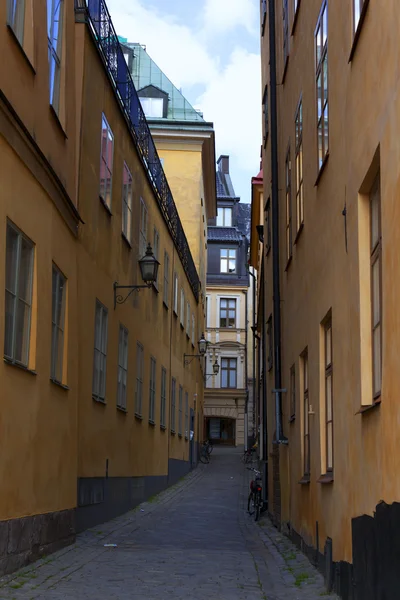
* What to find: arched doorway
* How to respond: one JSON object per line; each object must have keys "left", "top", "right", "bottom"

{"left": 205, "top": 416, "right": 236, "bottom": 445}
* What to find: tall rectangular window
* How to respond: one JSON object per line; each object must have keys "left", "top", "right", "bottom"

{"left": 186, "top": 302, "right": 190, "bottom": 336}
{"left": 117, "top": 325, "right": 128, "bottom": 410}
{"left": 7, "top": 0, "right": 25, "bottom": 45}
{"left": 185, "top": 392, "right": 189, "bottom": 439}
{"left": 149, "top": 357, "right": 156, "bottom": 423}
{"left": 220, "top": 298, "right": 236, "bottom": 328}
{"left": 173, "top": 272, "right": 178, "bottom": 314}
{"left": 265, "top": 198, "right": 271, "bottom": 253}
{"left": 267, "top": 315, "right": 273, "bottom": 371}
{"left": 315, "top": 1, "right": 328, "bottom": 170}
{"left": 163, "top": 252, "right": 169, "bottom": 306}
{"left": 4, "top": 222, "right": 34, "bottom": 367}
{"left": 290, "top": 364, "right": 296, "bottom": 420}
{"left": 160, "top": 367, "right": 167, "bottom": 428}
{"left": 47, "top": 0, "right": 64, "bottom": 113}
{"left": 220, "top": 249, "right": 236, "bottom": 273}
{"left": 178, "top": 385, "right": 183, "bottom": 435}
{"left": 135, "top": 342, "right": 144, "bottom": 416}
{"left": 263, "top": 86, "right": 269, "bottom": 144}
{"left": 99, "top": 114, "right": 114, "bottom": 208}
{"left": 302, "top": 349, "right": 310, "bottom": 477}
{"left": 283, "top": 0, "right": 289, "bottom": 66}
{"left": 93, "top": 301, "right": 108, "bottom": 401}
{"left": 139, "top": 198, "right": 148, "bottom": 257}
{"left": 180, "top": 289, "right": 185, "bottom": 326}
{"left": 370, "top": 173, "right": 382, "bottom": 399}
{"left": 153, "top": 228, "right": 160, "bottom": 288}
{"left": 51, "top": 265, "right": 66, "bottom": 383}
{"left": 324, "top": 320, "right": 333, "bottom": 472}
{"left": 171, "top": 377, "right": 176, "bottom": 433}
{"left": 261, "top": 0, "right": 267, "bottom": 35}
{"left": 191, "top": 314, "right": 195, "bottom": 346}
{"left": 285, "top": 146, "right": 292, "bottom": 262}
{"left": 122, "top": 163, "right": 132, "bottom": 242}
{"left": 354, "top": 0, "right": 365, "bottom": 34}
{"left": 295, "top": 99, "right": 304, "bottom": 231}
{"left": 216, "top": 207, "right": 232, "bottom": 227}
{"left": 221, "top": 358, "right": 237, "bottom": 389}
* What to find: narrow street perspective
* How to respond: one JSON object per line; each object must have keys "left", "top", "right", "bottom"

{"left": 0, "top": 449, "right": 335, "bottom": 600}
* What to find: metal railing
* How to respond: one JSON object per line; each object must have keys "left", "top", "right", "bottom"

{"left": 75, "top": 0, "right": 200, "bottom": 301}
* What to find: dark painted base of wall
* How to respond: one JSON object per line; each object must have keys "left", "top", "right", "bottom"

{"left": 76, "top": 458, "right": 192, "bottom": 533}
{"left": 0, "top": 509, "right": 75, "bottom": 577}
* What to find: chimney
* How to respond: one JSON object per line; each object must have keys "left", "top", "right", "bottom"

{"left": 217, "top": 155, "right": 229, "bottom": 175}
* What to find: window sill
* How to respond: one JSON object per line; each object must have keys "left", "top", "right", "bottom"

{"left": 285, "top": 255, "right": 293, "bottom": 272}
{"left": 163, "top": 300, "right": 169, "bottom": 310}
{"left": 294, "top": 223, "right": 304, "bottom": 245}
{"left": 117, "top": 405, "right": 128, "bottom": 414}
{"left": 178, "top": 433, "right": 183, "bottom": 438}
{"left": 356, "top": 399, "right": 381, "bottom": 415}
{"left": 289, "top": 415, "right": 296, "bottom": 424}
{"left": 149, "top": 419, "right": 156, "bottom": 426}
{"left": 349, "top": 0, "right": 370, "bottom": 63}
{"left": 135, "top": 413, "right": 143, "bottom": 421}
{"left": 315, "top": 153, "right": 330, "bottom": 186}
{"left": 152, "top": 282, "right": 159, "bottom": 294}
{"left": 160, "top": 424, "right": 167, "bottom": 431}
{"left": 92, "top": 396, "right": 106, "bottom": 405}
{"left": 50, "top": 105, "right": 68, "bottom": 139}
{"left": 50, "top": 378, "right": 70, "bottom": 391}
{"left": 173, "top": 309, "right": 178, "bottom": 317}
{"left": 4, "top": 357, "right": 37, "bottom": 376}
{"left": 180, "top": 323, "right": 184, "bottom": 330}
{"left": 185, "top": 435, "right": 188, "bottom": 441}
{"left": 291, "top": 4, "right": 301, "bottom": 35}
{"left": 7, "top": 24, "right": 36, "bottom": 75}
{"left": 121, "top": 232, "right": 132, "bottom": 249}
{"left": 99, "top": 196, "right": 112, "bottom": 216}
{"left": 298, "top": 475, "right": 310, "bottom": 485}
{"left": 171, "top": 430, "right": 176, "bottom": 435}
{"left": 317, "top": 473, "right": 334, "bottom": 484}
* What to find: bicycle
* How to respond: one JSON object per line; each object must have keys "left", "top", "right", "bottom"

{"left": 204, "top": 439, "right": 213, "bottom": 455}
{"left": 247, "top": 467, "right": 262, "bottom": 521}
{"left": 199, "top": 442, "right": 210, "bottom": 464}
{"left": 242, "top": 447, "right": 256, "bottom": 464}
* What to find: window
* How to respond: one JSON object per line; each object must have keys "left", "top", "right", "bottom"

{"left": 267, "top": 315, "right": 273, "bottom": 371}
{"left": 135, "top": 342, "right": 144, "bottom": 416}
{"left": 171, "top": 377, "right": 176, "bottom": 433}
{"left": 221, "top": 358, "right": 237, "bottom": 388}
{"left": 149, "top": 357, "right": 156, "bottom": 423}
{"left": 4, "top": 222, "right": 34, "bottom": 367}
{"left": 191, "top": 314, "right": 195, "bottom": 346}
{"left": 294, "top": 0, "right": 299, "bottom": 12}
{"left": 139, "top": 198, "right": 148, "bottom": 257}
{"left": 122, "top": 163, "right": 133, "bottom": 242}
{"left": 153, "top": 228, "right": 160, "bottom": 288}
{"left": 285, "top": 146, "right": 292, "bottom": 262}
{"left": 295, "top": 100, "right": 304, "bottom": 231}
{"left": 315, "top": 1, "right": 328, "bottom": 170}
{"left": 216, "top": 207, "right": 232, "bottom": 227}
{"left": 180, "top": 289, "right": 185, "bottom": 326}
{"left": 92, "top": 301, "right": 108, "bottom": 401}
{"left": 163, "top": 252, "right": 169, "bottom": 306}
{"left": 283, "top": 0, "right": 289, "bottom": 66}
{"left": 261, "top": 0, "right": 267, "bottom": 35}
{"left": 178, "top": 385, "right": 183, "bottom": 435}
{"left": 186, "top": 302, "right": 190, "bottom": 336}
{"left": 99, "top": 114, "right": 114, "bottom": 208}
{"left": 7, "top": 0, "right": 25, "bottom": 45}
{"left": 290, "top": 364, "right": 296, "bottom": 420}
{"left": 140, "top": 97, "right": 163, "bottom": 118}
{"left": 263, "top": 86, "right": 269, "bottom": 144}
{"left": 220, "top": 298, "right": 236, "bottom": 328}
{"left": 265, "top": 198, "right": 271, "bottom": 253}
{"left": 206, "top": 296, "right": 210, "bottom": 327}
{"left": 220, "top": 249, "right": 236, "bottom": 274}
{"left": 51, "top": 265, "right": 66, "bottom": 383}
{"left": 47, "top": 0, "right": 64, "bottom": 113}
{"left": 370, "top": 173, "right": 382, "bottom": 399}
{"left": 160, "top": 367, "right": 167, "bottom": 428}
{"left": 354, "top": 0, "right": 366, "bottom": 34}
{"left": 173, "top": 272, "right": 178, "bottom": 314}
{"left": 185, "top": 392, "right": 189, "bottom": 439}
{"left": 117, "top": 325, "right": 128, "bottom": 409}
{"left": 302, "top": 350, "right": 310, "bottom": 477}
{"left": 324, "top": 319, "right": 333, "bottom": 472}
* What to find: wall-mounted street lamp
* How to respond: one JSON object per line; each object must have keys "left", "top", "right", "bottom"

{"left": 114, "top": 243, "right": 159, "bottom": 309}
{"left": 204, "top": 359, "right": 220, "bottom": 381}
{"left": 184, "top": 333, "right": 208, "bottom": 366}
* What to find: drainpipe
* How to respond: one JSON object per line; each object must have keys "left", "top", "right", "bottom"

{"left": 248, "top": 268, "right": 257, "bottom": 445}
{"left": 244, "top": 288, "right": 248, "bottom": 451}
{"left": 268, "top": 0, "right": 286, "bottom": 443}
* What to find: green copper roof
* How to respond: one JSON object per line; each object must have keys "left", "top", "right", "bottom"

{"left": 126, "top": 43, "right": 204, "bottom": 122}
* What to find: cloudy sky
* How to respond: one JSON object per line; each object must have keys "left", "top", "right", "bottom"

{"left": 107, "top": 0, "right": 262, "bottom": 203}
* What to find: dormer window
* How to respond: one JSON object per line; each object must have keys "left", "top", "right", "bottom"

{"left": 216, "top": 207, "right": 232, "bottom": 227}
{"left": 140, "top": 97, "right": 164, "bottom": 118}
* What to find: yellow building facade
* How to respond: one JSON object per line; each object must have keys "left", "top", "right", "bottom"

{"left": 259, "top": 1, "right": 400, "bottom": 596}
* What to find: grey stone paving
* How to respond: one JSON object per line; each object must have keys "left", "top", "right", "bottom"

{"left": 0, "top": 448, "right": 337, "bottom": 599}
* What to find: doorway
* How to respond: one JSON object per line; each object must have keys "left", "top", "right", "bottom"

{"left": 206, "top": 417, "right": 236, "bottom": 446}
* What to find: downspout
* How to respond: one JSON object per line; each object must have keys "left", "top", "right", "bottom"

{"left": 244, "top": 287, "right": 248, "bottom": 451}
{"left": 268, "top": 0, "right": 285, "bottom": 443}
{"left": 248, "top": 269, "right": 257, "bottom": 444}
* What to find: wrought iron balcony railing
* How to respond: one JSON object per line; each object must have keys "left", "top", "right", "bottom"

{"left": 75, "top": 0, "right": 200, "bottom": 302}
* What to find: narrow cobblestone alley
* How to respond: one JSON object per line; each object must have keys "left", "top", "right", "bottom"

{"left": 0, "top": 449, "right": 337, "bottom": 600}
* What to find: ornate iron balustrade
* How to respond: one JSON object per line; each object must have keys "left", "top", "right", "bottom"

{"left": 75, "top": 0, "right": 200, "bottom": 302}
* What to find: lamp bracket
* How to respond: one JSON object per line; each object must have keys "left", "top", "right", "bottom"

{"left": 183, "top": 354, "right": 204, "bottom": 366}
{"left": 114, "top": 282, "right": 151, "bottom": 309}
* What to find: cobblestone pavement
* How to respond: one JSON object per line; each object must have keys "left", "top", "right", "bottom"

{"left": 0, "top": 448, "right": 337, "bottom": 599}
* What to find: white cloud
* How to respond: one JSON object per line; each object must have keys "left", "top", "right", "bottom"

{"left": 202, "top": 0, "right": 258, "bottom": 35}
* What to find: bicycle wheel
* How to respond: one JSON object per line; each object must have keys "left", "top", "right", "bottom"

{"left": 254, "top": 492, "right": 261, "bottom": 522}
{"left": 199, "top": 450, "right": 209, "bottom": 464}
{"left": 207, "top": 444, "right": 213, "bottom": 455}
{"left": 247, "top": 492, "right": 255, "bottom": 515}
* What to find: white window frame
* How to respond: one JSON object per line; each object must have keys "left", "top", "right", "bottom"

{"left": 99, "top": 114, "right": 114, "bottom": 208}
{"left": 117, "top": 325, "right": 128, "bottom": 409}
{"left": 186, "top": 302, "right": 190, "bottom": 336}
{"left": 4, "top": 222, "right": 34, "bottom": 367}
{"left": 122, "top": 163, "right": 133, "bottom": 242}
{"left": 216, "top": 207, "right": 232, "bottom": 227}
{"left": 219, "top": 298, "right": 237, "bottom": 329}
{"left": 173, "top": 272, "right": 178, "bottom": 315}
{"left": 220, "top": 249, "right": 236, "bottom": 273}
{"left": 163, "top": 252, "right": 169, "bottom": 307}
{"left": 139, "top": 197, "right": 148, "bottom": 257}
{"left": 135, "top": 342, "right": 144, "bottom": 416}
{"left": 160, "top": 367, "right": 167, "bottom": 428}
{"left": 180, "top": 289, "right": 185, "bottom": 326}
{"left": 178, "top": 385, "right": 183, "bottom": 436}
{"left": 220, "top": 357, "right": 238, "bottom": 389}
{"left": 315, "top": 0, "right": 328, "bottom": 170}
{"left": 7, "top": 0, "right": 25, "bottom": 45}
{"left": 93, "top": 300, "right": 108, "bottom": 401}
{"left": 171, "top": 377, "right": 176, "bottom": 433}
{"left": 47, "top": 0, "right": 64, "bottom": 113}
{"left": 295, "top": 98, "right": 304, "bottom": 231}
{"left": 191, "top": 314, "right": 195, "bottom": 346}
{"left": 149, "top": 356, "right": 156, "bottom": 423}
{"left": 140, "top": 97, "right": 163, "bottom": 118}
{"left": 51, "top": 264, "right": 66, "bottom": 383}
{"left": 153, "top": 228, "right": 160, "bottom": 289}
